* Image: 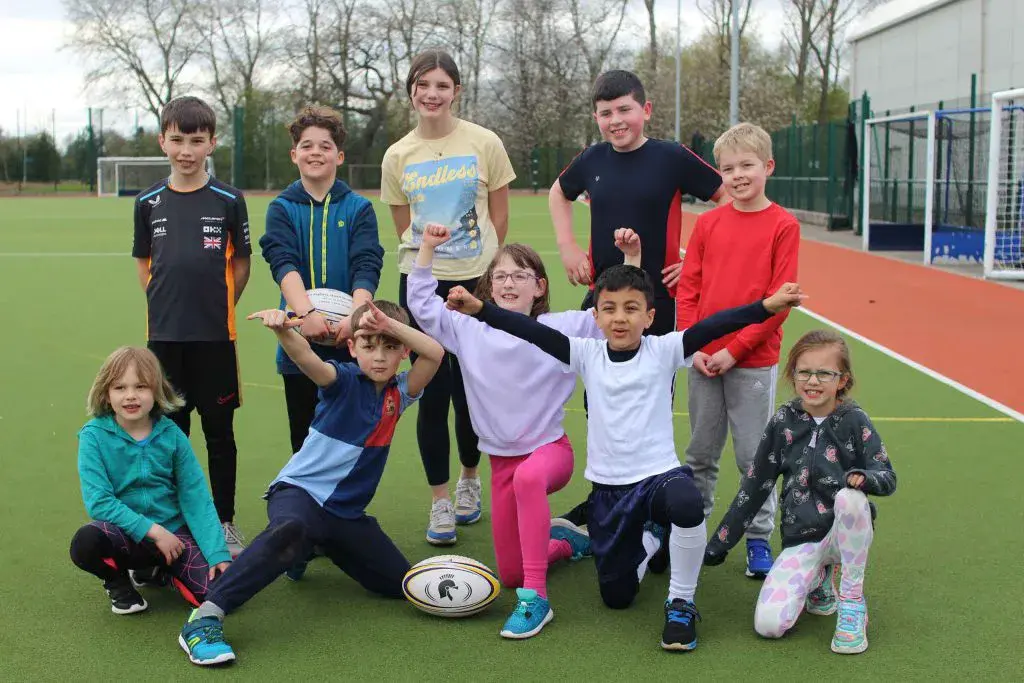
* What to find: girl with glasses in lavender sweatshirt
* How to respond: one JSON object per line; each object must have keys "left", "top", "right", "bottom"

{"left": 406, "top": 222, "right": 642, "bottom": 640}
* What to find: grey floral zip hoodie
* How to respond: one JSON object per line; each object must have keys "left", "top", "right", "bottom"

{"left": 706, "top": 398, "right": 897, "bottom": 558}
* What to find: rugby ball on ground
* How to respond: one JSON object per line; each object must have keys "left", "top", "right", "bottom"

{"left": 287, "top": 288, "right": 353, "bottom": 346}
{"left": 402, "top": 555, "right": 500, "bottom": 617}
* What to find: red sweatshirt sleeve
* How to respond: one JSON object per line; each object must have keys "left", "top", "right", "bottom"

{"left": 675, "top": 216, "right": 707, "bottom": 331}
{"left": 724, "top": 217, "right": 800, "bottom": 361}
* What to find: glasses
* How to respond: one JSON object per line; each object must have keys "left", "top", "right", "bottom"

{"left": 492, "top": 271, "right": 538, "bottom": 284}
{"left": 794, "top": 369, "right": 843, "bottom": 383}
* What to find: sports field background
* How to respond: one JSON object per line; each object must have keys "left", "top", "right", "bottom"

{"left": 0, "top": 194, "right": 1020, "bottom": 679}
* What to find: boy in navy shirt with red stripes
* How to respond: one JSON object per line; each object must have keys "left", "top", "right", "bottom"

{"left": 549, "top": 70, "right": 726, "bottom": 536}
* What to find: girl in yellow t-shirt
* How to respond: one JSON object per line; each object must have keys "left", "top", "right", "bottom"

{"left": 381, "top": 49, "right": 516, "bottom": 546}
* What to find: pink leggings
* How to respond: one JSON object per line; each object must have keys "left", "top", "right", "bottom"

{"left": 489, "top": 434, "right": 576, "bottom": 598}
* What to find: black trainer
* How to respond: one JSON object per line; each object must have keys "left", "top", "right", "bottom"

{"left": 104, "top": 576, "right": 148, "bottom": 615}
{"left": 130, "top": 566, "right": 169, "bottom": 588}
{"left": 661, "top": 599, "right": 700, "bottom": 651}
{"left": 557, "top": 496, "right": 591, "bottom": 528}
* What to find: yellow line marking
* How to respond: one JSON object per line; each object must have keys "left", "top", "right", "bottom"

{"left": 563, "top": 407, "right": 1012, "bottom": 423}
{"left": 240, "top": 384, "right": 1013, "bottom": 423}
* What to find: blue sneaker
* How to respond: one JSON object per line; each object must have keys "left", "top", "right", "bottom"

{"left": 745, "top": 538, "right": 774, "bottom": 578}
{"left": 549, "top": 519, "right": 591, "bottom": 560}
{"left": 831, "top": 599, "right": 869, "bottom": 654}
{"left": 179, "top": 609, "right": 236, "bottom": 666}
{"left": 499, "top": 588, "right": 554, "bottom": 639}
{"left": 662, "top": 599, "right": 701, "bottom": 651}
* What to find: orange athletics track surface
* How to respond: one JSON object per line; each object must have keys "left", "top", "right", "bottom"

{"left": 679, "top": 210, "right": 1024, "bottom": 416}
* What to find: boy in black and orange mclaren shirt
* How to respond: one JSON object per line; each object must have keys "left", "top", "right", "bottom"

{"left": 132, "top": 96, "right": 252, "bottom": 557}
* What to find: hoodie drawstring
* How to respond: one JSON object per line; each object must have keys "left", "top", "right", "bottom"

{"left": 307, "top": 193, "right": 332, "bottom": 288}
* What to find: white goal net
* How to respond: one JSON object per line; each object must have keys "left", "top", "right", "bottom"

{"left": 96, "top": 157, "right": 216, "bottom": 197}
{"left": 984, "top": 89, "right": 1024, "bottom": 279}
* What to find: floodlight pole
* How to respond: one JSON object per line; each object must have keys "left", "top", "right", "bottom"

{"left": 675, "top": 0, "right": 682, "bottom": 141}
{"left": 729, "top": 0, "right": 740, "bottom": 126}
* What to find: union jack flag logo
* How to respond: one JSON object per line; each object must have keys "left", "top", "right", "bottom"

{"left": 203, "top": 236, "right": 222, "bottom": 249}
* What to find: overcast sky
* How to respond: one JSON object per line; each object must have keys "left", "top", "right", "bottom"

{"left": 0, "top": 0, "right": 787, "bottom": 146}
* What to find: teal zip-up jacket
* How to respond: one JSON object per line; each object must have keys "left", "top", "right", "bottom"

{"left": 77, "top": 415, "right": 231, "bottom": 566}
{"left": 259, "top": 179, "right": 384, "bottom": 374}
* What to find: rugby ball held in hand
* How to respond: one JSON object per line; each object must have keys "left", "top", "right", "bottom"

{"left": 288, "top": 288, "right": 353, "bottom": 346}
{"left": 402, "top": 555, "right": 500, "bottom": 617}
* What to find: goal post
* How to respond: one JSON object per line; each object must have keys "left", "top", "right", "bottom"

{"left": 861, "top": 110, "right": 936, "bottom": 264}
{"left": 984, "top": 88, "right": 1024, "bottom": 280}
{"left": 96, "top": 157, "right": 216, "bottom": 197}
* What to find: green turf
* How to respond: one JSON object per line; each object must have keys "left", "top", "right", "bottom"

{"left": 0, "top": 194, "right": 1020, "bottom": 680}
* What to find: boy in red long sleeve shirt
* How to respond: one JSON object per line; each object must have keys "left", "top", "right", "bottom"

{"left": 676, "top": 122, "right": 800, "bottom": 579}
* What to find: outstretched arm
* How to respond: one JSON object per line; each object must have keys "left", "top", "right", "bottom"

{"left": 447, "top": 288, "right": 571, "bottom": 364}
{"left": 681, "top": 283, "right": 806, "bottom": 358}
{"left": 247, "top": 309, "right": 339, "bottom": 387}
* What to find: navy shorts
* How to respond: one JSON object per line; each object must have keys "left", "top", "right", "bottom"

{"left": 588, "top": 466, "right": 703, "bottom": 588}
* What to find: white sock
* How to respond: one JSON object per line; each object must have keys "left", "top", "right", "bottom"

{"left": 636, "top": 529, "right": 662, "bottom": 582}
{"left": 667, "top": 521, "right": 707, "bottom": 603}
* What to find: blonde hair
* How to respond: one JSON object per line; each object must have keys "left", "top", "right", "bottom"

{"left": 783, "top": 329, "right": 855, "bottom": 400}
{"left": 713, "top": 122, "right": 773, "bottom": 165}
{"left": 87, "top": 346, "right": 184, "bottom": 418}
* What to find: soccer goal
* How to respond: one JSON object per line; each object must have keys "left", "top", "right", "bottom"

{"left": 862, "top": 111, "right": 936, "bottom": 264}
{"left": 863, "top": 107, "right": 995, "bottom": 266}
{"left": 96, "top": 157, "right": 216, "bottom": 197}
{"left": 983, "top": 88, "right": 1024, "bottom": 280}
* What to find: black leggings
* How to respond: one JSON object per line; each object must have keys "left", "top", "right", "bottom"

{"left": 398, "top": 273, "right": 480, "bottom": 486}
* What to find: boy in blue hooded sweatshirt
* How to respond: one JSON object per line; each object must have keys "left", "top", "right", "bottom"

{"left": 259, "top": 105, "right": 385, "bottom": 456}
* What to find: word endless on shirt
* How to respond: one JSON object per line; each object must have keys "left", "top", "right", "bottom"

{"left": 132, "top": 178, "right": 251, "bottom": 341}
{"left": 382, "top": 120, "right": 516, "bottom": 281}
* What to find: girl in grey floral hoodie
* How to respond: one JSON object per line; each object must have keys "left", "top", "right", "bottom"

{"left": 703, "top": 329, "right": 896, "bottom": 655}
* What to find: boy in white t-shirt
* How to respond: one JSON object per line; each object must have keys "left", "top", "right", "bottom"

{"left": 446, "top": 263, "right": 805, "bottom": 652}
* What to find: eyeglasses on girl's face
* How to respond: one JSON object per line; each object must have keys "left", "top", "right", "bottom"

{"left": 492, "top": 271, "right": 539, "bottom": 285}
{"left": 794, "top": 369, "right": 843, "bottom": 383}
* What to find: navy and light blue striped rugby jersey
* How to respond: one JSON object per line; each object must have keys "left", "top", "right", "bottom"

{"left": 268, "top": 361, "right": 421, "bottom": 519}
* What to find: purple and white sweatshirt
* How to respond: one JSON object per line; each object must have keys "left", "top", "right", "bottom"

{"left": 406, "top": 263, "right": 602, "bottom": 456}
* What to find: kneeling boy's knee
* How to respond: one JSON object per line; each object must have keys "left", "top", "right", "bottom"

{"left": 666, "top": 479, "right": 705, "bottom": 529}
{"left": 599, "top": 579, "right": 638, "bottom": 610}
{"left": 266, "top": 518, "right": 310, "bottom": 564}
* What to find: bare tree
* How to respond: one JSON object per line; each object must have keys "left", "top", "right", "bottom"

{"left": 696, "top": 0, "right": 753, "bottom": 68}
{"left": 642, "top": 0, "right": 657, "bottom": 83}
{"left": 782, "top": 0, "right": 827, "bottom": 109}
{"left": 196, "top": 0, "right": 278, "bottom": 121}
{"left": 436, "top": 0, "right": 500, "bottom": 120}
{"left": 810, "top": 0, "right": 858, "bottom": 123}
{"left": 64, "top": 0, "right": 205, "bottom": 122}
{"left": 567, "top": 0, "right": 630, "bottom": 85}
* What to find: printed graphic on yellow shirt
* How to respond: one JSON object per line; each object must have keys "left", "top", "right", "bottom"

{"left": 401, "top": 155, "right": 481, "bottom": 260}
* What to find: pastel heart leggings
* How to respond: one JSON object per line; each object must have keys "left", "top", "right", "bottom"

{"left": 753, "top": 488, "right": 874, "bottom": 638}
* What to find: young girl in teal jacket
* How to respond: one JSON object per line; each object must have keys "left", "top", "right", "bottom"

{"left": 70, "top": 347, "right": 230, "bottom": 615}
